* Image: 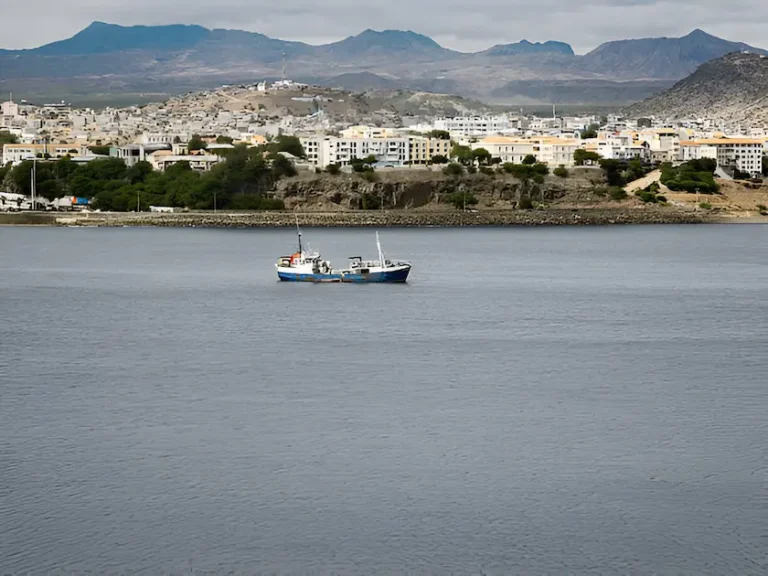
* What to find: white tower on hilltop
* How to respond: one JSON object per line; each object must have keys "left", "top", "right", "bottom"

{"left": 2, "top": 93, "right": 20, "bottom": 118}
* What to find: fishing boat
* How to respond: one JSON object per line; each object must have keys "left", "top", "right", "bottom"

{"left": 275, "top": 221, "right": 411, "bottom": 283}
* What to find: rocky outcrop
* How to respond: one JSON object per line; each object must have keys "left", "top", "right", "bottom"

{"left": 626, "top": 52, "right": 768, "bottom": 125}
{"left": 274, "top": 168, "right": 605, "bottom": 211}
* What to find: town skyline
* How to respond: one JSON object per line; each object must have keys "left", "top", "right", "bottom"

{"left": 2, "top": 0, "right": 767, "bottom": 54}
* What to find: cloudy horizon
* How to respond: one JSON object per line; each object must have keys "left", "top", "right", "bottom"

{"left": 1, "top": 0, "right": 767, "bottom": 54}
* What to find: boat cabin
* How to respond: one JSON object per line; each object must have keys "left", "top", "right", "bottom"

{"left": 348, "top": 256, "right": 393, "bottom": 270}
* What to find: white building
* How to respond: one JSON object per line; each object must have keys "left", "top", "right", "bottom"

{"left": 471, "top": 136, "right": 537, "bottom": 164}
{"left": 680, "top": 138, "right": 764, "bottom": 177}
{"left": 596, "top": 135, "right": 651, "bottom": 162}
{"left": 2, "top": 143, "right": 84, "bottom": 165}
{"left": 470, "top": 136, "right": 579, "bottom": 166}
{"left": 110, "top": 144, "right": 147, "bottom": 167}
{"left": 300, "top": 136, "right": 410, "bottom": 168}
{"left": 2, "top": 97, "right": 20, "bottom": 118}
{"left": 340, "top": 125, "right": 403, "bottom": 139}
{"left": 433, "top": 116, "right": 512, "bottom": 138}
{"left": 140, "top": 133, "right": 188, "bottom": 146}
{"left": 147, "top": 150, "right": 220, "bottom": 172}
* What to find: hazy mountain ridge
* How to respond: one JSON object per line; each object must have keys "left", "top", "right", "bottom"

{"left": 483, "top": 40, "right": 574, "bottom": 57}
{"left": 581, "top": 29, "right": 768, "bottom": 79}
{"left": 1, "top": 22, "right": 766, "bottom": 105}
{"left": 626, "top": 53, "right": 768, "bottom": 125}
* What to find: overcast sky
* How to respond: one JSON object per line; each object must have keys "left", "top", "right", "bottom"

{"left": 2, "top": 0, "right": 766, "bottom": 54}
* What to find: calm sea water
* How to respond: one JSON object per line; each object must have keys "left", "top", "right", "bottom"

{"left": 1, "top": 225, "right": 767, "bottom": 575}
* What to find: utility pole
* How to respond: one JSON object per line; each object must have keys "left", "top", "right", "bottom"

{"left": 31, "top": 156, "right": 36, "bottom": 211}
{"left": 137, "top": 190, "right": 140, "bottom": 212}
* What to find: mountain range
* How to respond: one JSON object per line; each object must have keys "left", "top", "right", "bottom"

{"left": 626, "top": 52, "right": 768, "bottom": 126}
{"left": 1, "top": 22, "right": 766, "bottom": 105}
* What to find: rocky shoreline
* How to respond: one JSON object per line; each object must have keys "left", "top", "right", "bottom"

{"left": 0, "top": 207, "right": 712, "bottom": 228}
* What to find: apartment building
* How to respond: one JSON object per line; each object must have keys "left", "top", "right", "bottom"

{"left": 471, "top": 136, "right": 538, "bottom": 164}
{"left": 300, "top": 136, "right": 410, "bottom": 167}
{"left": 679, "top": 138, "right": 764, "bottom": 177}
{"left": 340, "top": 126, "right": 402, "bottom": 139}
{"left": 140, "top": 133, "right": 189, "bottom": 146}
{"left": 470, "top": 136, "right": 579, "bottom": 166}
{"left": 2, "top": 143, "right": 85, "bottom": 165}
{"left": 433, "top": 116, "right": 512, "bottom": 138}
{"left": 408, "top": 137, "right": 451, "bottom": 165}
{"left": 536, "top": 138, "right": 580, "bottom": 167}
{"left": 637, "top": 129, "right": 681, "bottom": 163}
{"left": 597, "top": 136, "right": 651, "bottom": 162}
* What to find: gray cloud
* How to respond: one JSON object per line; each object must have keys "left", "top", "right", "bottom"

{"left": 2, "top": 0, "right": 767, "bottom": 54}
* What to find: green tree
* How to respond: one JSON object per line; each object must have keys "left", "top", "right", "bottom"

{"left": 659, "top": 159, "right": 719, "bottom": 194}
{"left": 270, "top": 135, "right": 305, "bottom": 159}
{"left": 430, "top": 154, "right": 449, "bottom": 165}
{"left": 522, "top": 154, "right": 537, "bottom": 165}
{"left": 574, "top": 149, "right": 600, "bottom": 166}
{"left": 451, "top": 144, "right": 474, "bottom": 166}
{"left": 325, "top": 163, "right": 341, "bottom": 175}
{"left": 472, "top": 148, "right": 492, "bottom": 166}
{"left": 580, "top": 123, "right": 599, "bottom": 139}
{"left": 272, "top": 155, "right": 297, "bottom": 179}
{"left": 127, "top": 160, "right": 153, "bottom": 184}
{"left": 553, "top": 166, "right": 569, "bottom": 178}
{"left": 88, "top": 145, "right": 111, "bottom": 156}
{"left": 350, "top": 155, "right": 377, "bottom": 173}
{"left": 361, "top": 192, "right": 381, "bottom": 209}
{"left": 610, "top": 188, "right": 628, "bottom": 201}
{"left": 443, "top": 162, "right": 463, "bottom": 176}
{"left": 188, "top": 135, "right": 207, "bottom": 151}
{"left": 762, "top": 155, "right": 768, "bottom": 177}
{"left": 428, "top": 130, "right": 451, "bottom": 140}
{"left": 599, "top": 158, "right": 625, "bottom": 187}
{"left": 0, "top": 162, "right": 11, "bottom": 183}
{"left": 0, "top": 131, "right": 19, "bottom": 145}
{"left": 447, "top": 191, "right": 478, "bottom": 209}
{"left": 216, "top": 135, "right": 234, "bottom": 144}
{"left": 518, "top": 196, "right": 534, "bottom": 209}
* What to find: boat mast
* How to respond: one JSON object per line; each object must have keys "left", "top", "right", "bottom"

{"left": 376, "top": 231, "right": 385, "bottom": 265}
{"left": 295, "top": 215, "right": 302, "bottom": 255}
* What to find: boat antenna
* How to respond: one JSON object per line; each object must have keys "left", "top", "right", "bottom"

{"left": 295, "top": 214, "right": 302, "bottom": 255}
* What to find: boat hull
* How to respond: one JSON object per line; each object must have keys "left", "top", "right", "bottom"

{"left": 278, "top": 265, "right": 410, "bottom": 283}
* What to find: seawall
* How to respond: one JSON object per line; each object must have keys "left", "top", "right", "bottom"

{"left": 0, "top": 208, "right": 709, "bottom": 228}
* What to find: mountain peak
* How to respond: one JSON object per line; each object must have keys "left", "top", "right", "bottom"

{"left": 627, "top": 52, "right": 768, "bottom": 125}
{"left": 484, "top": 40, "right": 574, "bottom": 57}
{"left": 325, "top": 28, "right": 446, "bottom": 55}
{"left": 584, "top": 30, "right": 767, "bottom": 78}
{"left": 683, "top": 28, "right": 722, "bottom": 42}
{"left": 33, "top": 21, "right": 211, "bottom": 55}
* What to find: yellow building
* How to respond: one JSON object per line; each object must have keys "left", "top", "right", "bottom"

{"left": 2, "top": 143, "right": 84, "bottom": 165}
{"left": 408, "top": 137, "right": 451, "bottom": 165}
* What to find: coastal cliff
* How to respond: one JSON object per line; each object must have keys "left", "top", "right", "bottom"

{"left": 274, "top": 167, "right": 606, "bottom": 211}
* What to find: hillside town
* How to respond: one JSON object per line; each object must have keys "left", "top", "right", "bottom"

{"left": 1, "top": 81, "right": 767, "bottom": 211}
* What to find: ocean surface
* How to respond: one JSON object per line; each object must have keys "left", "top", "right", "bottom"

{"left": 1, "top": 224, "right": 767, "bottom": 575}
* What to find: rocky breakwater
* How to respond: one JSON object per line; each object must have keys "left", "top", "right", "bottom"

{"left": 67, "top": 207, "right": 707, "bottom": 228}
